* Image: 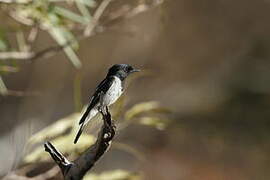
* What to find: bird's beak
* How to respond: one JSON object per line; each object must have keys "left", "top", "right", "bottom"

{"left": 131, "top": 68, "right": 140, "bottom": 73}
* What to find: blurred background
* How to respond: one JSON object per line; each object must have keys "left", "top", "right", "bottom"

{"left": 1, "top": 0, "right": 270, "bottom": 179}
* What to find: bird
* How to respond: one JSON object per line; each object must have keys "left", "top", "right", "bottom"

{"left": 74, "top": 64, "right": 140, "bottom": 144}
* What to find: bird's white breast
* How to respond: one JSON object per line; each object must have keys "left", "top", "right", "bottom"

{"left": 103, "top": 76, "right": 123, "bottom": 106}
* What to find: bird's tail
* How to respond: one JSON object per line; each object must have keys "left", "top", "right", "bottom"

{"left": 74, "top": 107, "right": 98, "bottom": 144}
{"left": 74, "top": 122, "right": 85, "bottom": 144}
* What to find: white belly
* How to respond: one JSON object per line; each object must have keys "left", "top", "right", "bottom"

{"left": 84, "top": 77, "right": 122, "bottom": 124}
{"left": 103, "top": 76, "right": 123, "bottom": 106}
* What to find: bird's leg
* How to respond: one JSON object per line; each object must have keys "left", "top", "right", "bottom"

{"left": 98, "top": 91, "right": 105, "bottom": 113}
{"left": 99, "top": 106, "right": 116, "bottom": 141}
{"left": 97, "top": 105, "right": 103, "bottom": 113}
{"left": 106, "top": 106, "right": 116, "bottom": 129}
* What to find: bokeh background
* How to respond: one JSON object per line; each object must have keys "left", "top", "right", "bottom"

{"left": 1, "top": 0, "right": 270, "bottom": 179}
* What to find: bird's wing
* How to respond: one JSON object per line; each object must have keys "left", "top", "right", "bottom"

{"left": 79, "top": 76, "right": 114, "bottom": 124}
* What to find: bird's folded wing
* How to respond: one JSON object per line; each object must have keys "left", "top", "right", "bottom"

{"left": 79, "top": 76, "right": 115, "bottom": 124}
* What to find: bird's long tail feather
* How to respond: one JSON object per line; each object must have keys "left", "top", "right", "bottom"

{"left": 74, "top": 106, "right": 92, "bottom": 144}
{"left": 74, "top": 123, "right": 84, "bottom": 144}
{"left": 79, "top": 105, "right": 92, "bottom": 124}
{"left": 74, "top": 106, "right": 98, "bottom": 144}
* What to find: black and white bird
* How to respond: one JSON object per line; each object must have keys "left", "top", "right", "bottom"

{"left": 74, "top": 64, "right": 140, "bottom": 144}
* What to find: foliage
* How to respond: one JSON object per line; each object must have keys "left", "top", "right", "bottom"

{"left": 0, "top": 0, "right": 98, "bottom": 95}
{"left": 0, "top": 0, "right": 165, "bottom": 96}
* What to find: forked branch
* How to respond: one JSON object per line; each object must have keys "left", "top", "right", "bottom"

{"left": 44, "top": 107, "right": 115, "bottom": 180}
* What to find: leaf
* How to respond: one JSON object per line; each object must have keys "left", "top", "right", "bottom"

{"left": 16, "top": 31, "right": 28, "bottom": 52}
{"left": 78, "top": 0, "right": 96, "bottom": 7}
{"left": 0, "top": 75, "right": 8, "bottom": 95}
{"left": 75, "top": 0, "right": 92, "bottom": 21}
{"left": 85, "top": 170, "right": 141, "bottom": 180}
{"left": 63, "top": 45, "right": 82, "bottom": 68}
{"left": 54, "top": 6, "right": 88, "bottom": 24}
{"left": 48, "top": 26, "right": 82, "bottom": 68}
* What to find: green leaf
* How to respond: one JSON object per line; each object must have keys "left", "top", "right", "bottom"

{"left": 63, "top": 46, "right": 82, "bottom": 68}
{"left": 48, "top": 26, "right": 82, "bottom": 68}
{"left": 75, "top": 0, "right": 92, "bottom": 23}
{"left": 54, "top": 6, "right": 88, "bottom": 24}
{"left": 0, "top": 75, "right": 8, "bottom": 95}
{"left": 78, "top": 0, "right": 96, "bottom": 7}
{"left": 16, "top": 31, "right": 28, "bottom": 52}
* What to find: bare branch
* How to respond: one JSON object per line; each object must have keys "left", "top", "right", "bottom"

{"left": 44, "top": 107, "right": 116, "bottom": 180}
{"left": 44, "top": 142, "right": 73, "bottom": 176}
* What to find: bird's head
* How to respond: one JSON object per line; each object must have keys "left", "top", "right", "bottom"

{"left": 107, "top": 64, "right": 140, "bottom": 80}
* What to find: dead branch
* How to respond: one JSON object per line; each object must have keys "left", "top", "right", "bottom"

{"left": 44, "top": 107, "right": 115, "bottom": 180}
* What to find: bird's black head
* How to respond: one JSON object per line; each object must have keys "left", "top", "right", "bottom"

{"left": 107, "top": 64, "right": 140, "bottom": 80}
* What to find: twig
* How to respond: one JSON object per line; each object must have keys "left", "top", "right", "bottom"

{"left": 44, "top": 142, "right": 73, "bottom": 176}
{"left": 44, "top": 107, "right": 116, "bottom": 180}
{"left": 0, "top": 40, "right": 75, "bottom": 61}
{"left": 102, "top": 0, "right": 164, "bottom": 26}
{"left": 84, "top": 0, "right": 114, "bottom": 36}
